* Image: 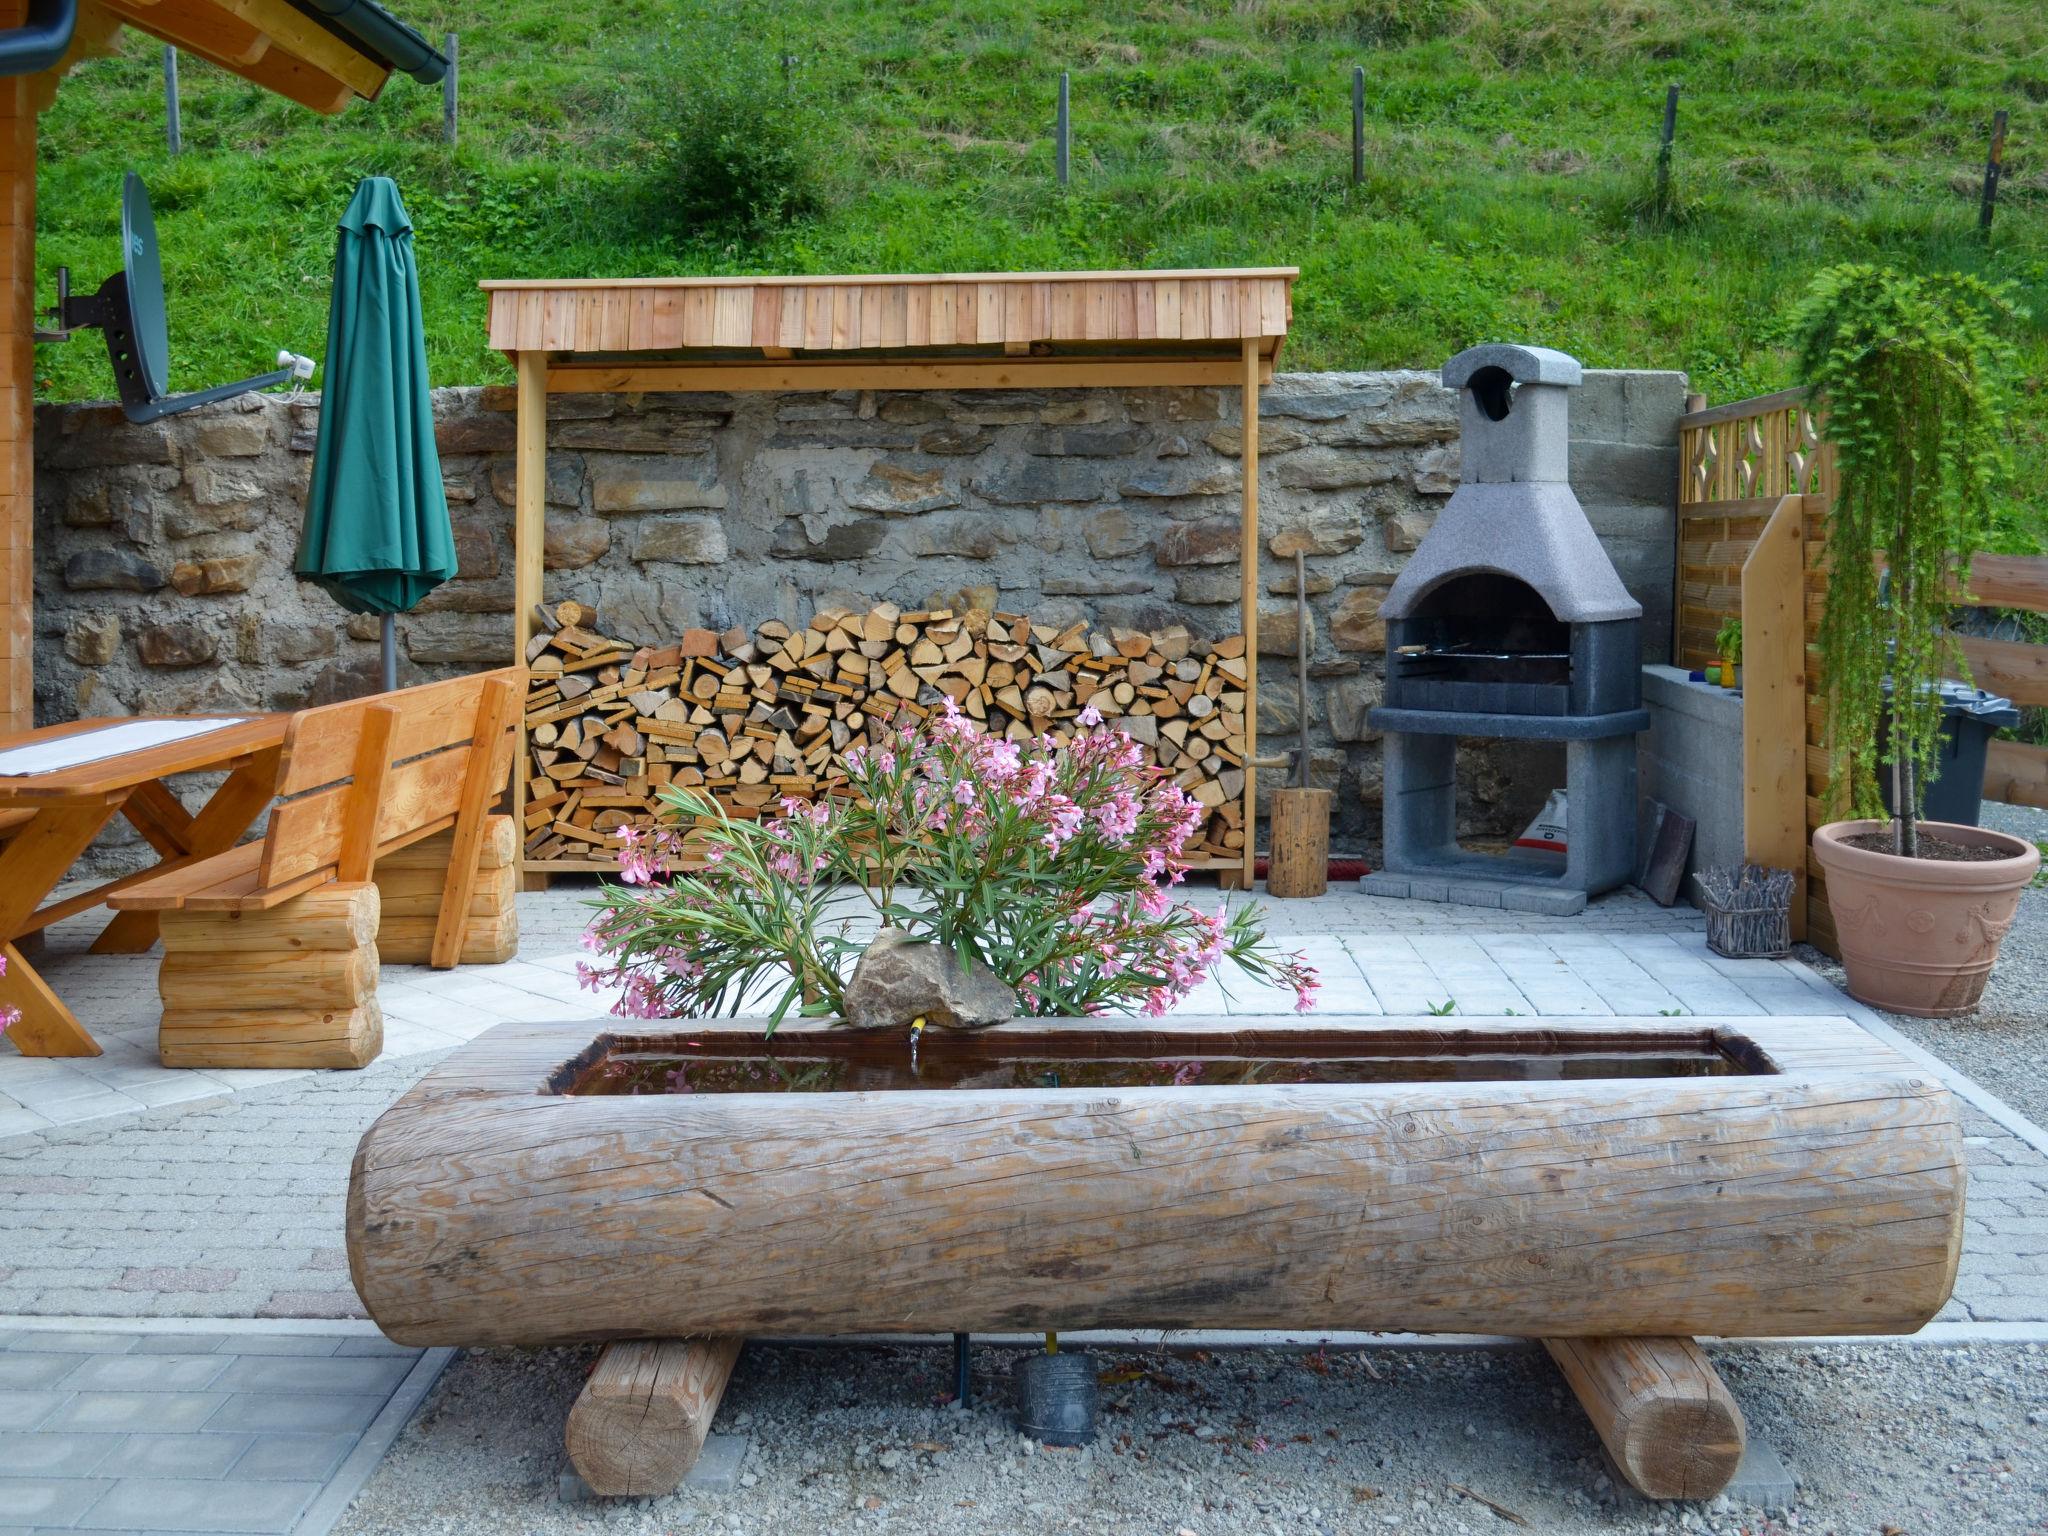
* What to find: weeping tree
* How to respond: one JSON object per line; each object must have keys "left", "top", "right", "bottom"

{"left": 1789, "top": 265, "right": 2020, "bottom": 857}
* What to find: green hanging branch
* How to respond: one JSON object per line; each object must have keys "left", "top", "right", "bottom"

{"left": 1789, "top": 265, "right": 2021, "bottom": 856}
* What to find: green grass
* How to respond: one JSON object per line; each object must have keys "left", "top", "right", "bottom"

{"left": 30, "top": 0, "right": 2048, "bottom": 542}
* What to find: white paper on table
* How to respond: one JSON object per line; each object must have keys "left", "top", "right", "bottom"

{"left": 0, "top": 718, "right": 250, "bottom": 778}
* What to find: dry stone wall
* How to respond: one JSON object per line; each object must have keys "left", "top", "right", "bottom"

{"left": 33, "top": 369, "right": 1683, "bottom": 862}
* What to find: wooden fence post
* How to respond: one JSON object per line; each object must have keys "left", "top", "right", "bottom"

{"left": 1979, "top": 109, "right": 2008, "bottom": 233}
{"left": 1741, "top": 494, "right": 1809, "bottom": 939}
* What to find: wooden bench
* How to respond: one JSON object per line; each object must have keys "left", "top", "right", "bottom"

{"left": 110, "top": 669, "right": 524, "bottom": 1069}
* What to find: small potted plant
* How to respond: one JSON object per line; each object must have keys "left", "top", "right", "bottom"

{"left": 1795, "top": 265, "right": 2039, "bottom": 1016}
{"left": 1715, "top": 616, "right": 1742, "bottom": 690}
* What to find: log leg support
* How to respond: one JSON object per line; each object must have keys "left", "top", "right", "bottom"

{"left": 1543, "top": 1337, "right": 1746, "bottom": 1501}
{"left": 566, "top": 1338, "right": 743, "bottom": 1497}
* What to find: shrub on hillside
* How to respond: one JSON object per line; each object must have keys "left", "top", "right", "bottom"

{"left": 628, "top": 5, "right": 825, "bottom": 240}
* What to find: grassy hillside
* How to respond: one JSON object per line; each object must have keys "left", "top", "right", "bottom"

{"left": 30, "top": 0, "right": 2048, "bottom": 542}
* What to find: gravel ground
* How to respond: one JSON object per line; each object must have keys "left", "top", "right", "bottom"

{"left": 334, "top": 1339, "right": 2048, "bottom": 1536}
{"left": 1798, "top": 800, "right": 2048, "bottom": 1129}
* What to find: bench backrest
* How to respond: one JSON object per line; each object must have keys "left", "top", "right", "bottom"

{"left": 258, "top": 668, "right": 524, "bottom": 890}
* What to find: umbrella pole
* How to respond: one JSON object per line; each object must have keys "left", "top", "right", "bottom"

{"left": 380, "top": 614, "right": 398, "bottom": 694}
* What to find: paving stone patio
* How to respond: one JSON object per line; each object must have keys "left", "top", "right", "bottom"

{"left": 1, "top": 881, "right": 2045, "bottom": 1534}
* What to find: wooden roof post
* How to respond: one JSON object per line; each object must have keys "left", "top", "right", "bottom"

{"left": 0, "top": 37, "right": 33, "bottom": 735}
{"left": 1239, "top": 336, "right": 1261, "bottom": 891}
{"left": 513, "top": 349, "right": 548, "bottom": 890}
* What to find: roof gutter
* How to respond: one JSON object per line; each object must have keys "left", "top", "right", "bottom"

{"left": 0, "top": 0, "right": 76, "bottom": 77}
{"left": 285, "top": 0, "right": 447, "bottom": 85}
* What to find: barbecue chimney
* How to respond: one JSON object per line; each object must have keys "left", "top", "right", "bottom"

{"left": 1364, "top": 344, "right": 1650, "bottom": 913}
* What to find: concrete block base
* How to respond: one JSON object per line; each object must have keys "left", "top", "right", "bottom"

{"left": 557, "top": 1434, "right": 749, "bottom": 1500}
{"left": 1361, "top": 871, "right": 1586, "bottom": 916}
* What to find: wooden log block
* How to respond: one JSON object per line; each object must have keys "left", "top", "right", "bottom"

{"left": 161, "top": 1000, "right": 382, "bottom": 1071}
{"left": 161, "top": 946, "right": 378, "bottom": 1012}
{"left": 1543, "top": 1337, "right": 1747, "bottom": 1500}
{"left": 565, "top": 1338, "right": 744, "bottom": 1496}
{"left": 158, "top": 882, "right": 378, "bottom": 953}
{"left": 348, "top": 1016, "right": 1964, "bottom": 1346}
{"left": 379, "top": 908, "right": 519, "bottom": 967}
{"left": 377, "top": 817, "right": 516, "bottom": 873}
{"left": 1265, "top": 787, "right": 1331, "bottom": 899}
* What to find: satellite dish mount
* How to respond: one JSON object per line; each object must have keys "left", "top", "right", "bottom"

{"left": 43, "top": 173, "right": 297, "bottom": 424}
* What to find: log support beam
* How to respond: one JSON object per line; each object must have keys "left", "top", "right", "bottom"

{"left": 1543, "top": 1336, "right": 1746, "bottom": 1501}
{"left": 566, "top": 1338, "right": 743, "bottom": 1497}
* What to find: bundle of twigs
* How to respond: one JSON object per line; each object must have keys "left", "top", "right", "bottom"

{"left": 1694, "top": 864, "right": 1795, "bottom": 959}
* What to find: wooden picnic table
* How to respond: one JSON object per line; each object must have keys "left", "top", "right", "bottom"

{"left": 0, "top": 713, "right": 289, "bottom": 1058}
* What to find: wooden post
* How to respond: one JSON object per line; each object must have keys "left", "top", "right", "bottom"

{"left": 1543, "top": 1336, "right": 1746, "bottom": 1501}
{"left": 513, "top": 350, "right": 547, "bottom": 890}
{"left": 1266, "top": 789, "right": 1331, "bottom": 898}
{"left": 1350, "top": 66, "right": 1364, "bottom": 186}
{"left": 1979, "top": 108, "right": 2008, "bottom": 233}
{"left": 0, "top": 51, "right": 33, "bottom": 737}
{"left": 1741, "top": 494, "right": 1807, "bottom": 939}
{"left": 1055, "top": 72, "right": 1070, "bottom": 187}
{"left": 442, "top": 33, "right": 458, "bottom": 146}
{"left": 1239, "top": 336, "right": 1261, "bottom": 890}
{"left": 566, "top": 1338, "right": 743, "bottom": 1497}
{"left": 163, "top": 47, "right": 181, "bottom": 154}
{"left": 1653, "top": 83, "right": 1679, "bottom": 219}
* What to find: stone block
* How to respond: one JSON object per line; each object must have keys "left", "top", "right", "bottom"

{"left": 919, "top": 425, "right": 991, "bottom": 456}
{"left": 488, "top": 451, "right": 585, "bottom": 510}
{"left": 1257, "top": 601, "right": 1313, "bottom": 657}
{"left": 41, "top": 405, "right": 172, "bottom": 467}
{"left": 555, "top": 412, "right": 721, "bottom": 453}
{"left": 1497, "top": 885, "right": 1588, "bottom": 915}
{"left": 65, "top": 549, "right": 165, "bottom": 592}
{"left": 1264, "top": 568, "right": 1335, "bottom": 596}
{"left": 270, "top": 625, "right": 337, "bottom": 665}
{"left": 192, "top": 417, "right": 271, "bottom": 457}
{"left": 544, "top": 516, "right": 611, "bottom": 570}
{"left": 1412, "top": 444, "right": 1459, "bottom": 494}
{"left": 1275, "top": 449, "right": 1398, "bottom": 492}
{"left": 591, "top": 456, "right": 725, "bottom": 513}
{"left": 64, "top": 613, "right": 121, "bottom": 666}
{"left": 1173, "top": 570, "right": 1239, "bottom": 605}
{"left": 403, "top": 616, "right": 513, "bottom": 667}
{"left": 165, "top": 499, "right": 260, "bottom": 538}
{"left": 168, "top": 553, "right": 261, "bottom": 596}
{"left": 1330, "top": 587, "right": 1386, "bottom": 652}
{"left": 845, "top": 463, "right": 958, "bottom": 515}
{"left": 910, "top": 513, "right": 1025, "bottom": 560}
{"left": 1040, "top": 397, "right": 1118, "bottom": 425}
{"left": 1383, "top": 507, "right": 1432, "bottom": 551}
{"left": 771, "top": 519, "right": 887, "bottom": 561}
{"left": 1118, "top": 466, "right": 1235, "bottom": 498}
{"left": 1123, "top": 386, "right": 1219, "bottom": 423}
{"left": 1025, "top": 426, "right": 1144, "bottom": 457}
{"left": 1041, "top": 574, "right": 1153, "bottom": 597}
{"left": 630, "top": 516, "right": 729, "bottom": 566}
{"left": 137, "top": 622, "right": 219, "bottom": 669}
{"left": 1269, "top": 510, "right": 1363, "bottom": 557}
{"left": 184, "top": 464, "right": 265, "bottom": 507}
{"left": 1205, "top": 423, "right": 1309, "bottom": 457}
{"left": 876, "top": 395, "right": 949, "bottom": 425}
{"left": 1156, "top": 518, "right": 1239, "bottom": 567}
{"left": 453, "top": 519, "right": 500, "bottom": 580}
{"left": 1327, "top": 674, "right": 1383, "bottom": 742}
{"left": 435, "top": 410, "right": 517, "bottom": 456}
{"left": 1084, "top": 508, "right": 1148, "bottom": 559}
{"left": 971, "top": 458, "right": 1106, "bottom": 505}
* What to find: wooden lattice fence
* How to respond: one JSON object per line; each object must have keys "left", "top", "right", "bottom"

{"left": 1675, "top": 390, "right": 2048, "bottom": 954}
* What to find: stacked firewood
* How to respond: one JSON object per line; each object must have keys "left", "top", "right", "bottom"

{"left": 520, "top": 600, "right": 1251, "bottom": 866}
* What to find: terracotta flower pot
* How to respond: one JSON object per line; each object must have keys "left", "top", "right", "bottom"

{"left": 1812, "top": 819, "right": 2040, "bottom": 1018}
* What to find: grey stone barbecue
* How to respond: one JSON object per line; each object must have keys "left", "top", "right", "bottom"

{"left": 1363, "top": 344, "right": 1649, "bottom": 915}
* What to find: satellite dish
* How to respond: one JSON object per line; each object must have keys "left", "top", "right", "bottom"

{"left": 46, "top": 173, "right": 299, "bottom": 424}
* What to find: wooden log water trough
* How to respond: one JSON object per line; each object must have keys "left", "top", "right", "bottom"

{"left": 346, "top": 1014, "right": 1964, "bottom": 1501}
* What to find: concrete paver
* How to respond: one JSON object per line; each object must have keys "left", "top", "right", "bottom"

{"left": 0, "top": 1328, "right": 432, "bottom": 1536}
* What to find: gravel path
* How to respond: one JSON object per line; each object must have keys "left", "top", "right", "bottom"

{"left": 333, "top": 1339, "right": 2048, "bottom": 1536}
{"left": 1800, "top": 800, "right": 2048, "bottom": 1129}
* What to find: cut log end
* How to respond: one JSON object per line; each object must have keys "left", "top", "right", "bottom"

{"left": 1544, "top": 1336, "right": 1747, "bottom": 1501}
{"left": 565, "top": 1338, "right": 743, "bottom": 1498}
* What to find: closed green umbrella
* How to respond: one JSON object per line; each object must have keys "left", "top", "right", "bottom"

{"left": 295, "top": 176, "right": 456, "bottom": 690}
